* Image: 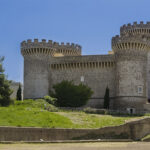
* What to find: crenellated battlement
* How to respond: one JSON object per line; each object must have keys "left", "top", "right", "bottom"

{"left": 112, "top": 34, "right": 150, "bottom": 51}
{"left": 21, "top": 39, "right": 82, "bottom": 57}
{"left": 21, "top": 39, "right": 81, "bottom": 50}
{"left": 120, "top": 21, "right": 150, "bottom": 36}
{"left": 112, "top": 21, "right": 150, "bottom": 52}
{"left": 112, "top": 34, "right": 149, "bottom": 44}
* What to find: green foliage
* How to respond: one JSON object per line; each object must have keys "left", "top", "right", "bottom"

{"left": 15, "top": 99, "right": 58, "bottom": 112}
{"left": 0, "top": 57, "right": 12, "bottom": 106}
{"left": 51, "top": 80, "right": 93, "bottom": 107}
{"left": 44, "top": 95, "right": 57, "bottom": 105}
{"left": 16, "top": 83, "right": 22, "bottom": 101}
{"left": 141, "top": 134, "right": 150, "bottom": 141}
{"left": 0, "top": 99, "right": 145, "bottom": 128}
{"left": 0, "top": 104, "right": 72, "bottom": 128}
{"left": 104, "top": 86, "right": 110, "bottom": 109}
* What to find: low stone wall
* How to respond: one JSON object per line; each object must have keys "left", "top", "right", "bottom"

{"left": 0, "top": 118, "right": 150, "bottom": 141}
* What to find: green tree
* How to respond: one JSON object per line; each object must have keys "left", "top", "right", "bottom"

{"left": 16, "top": 83, "right": 22, "bottom": 100}
{"left": 51, "top": 80, "right": 93, "bottom": 107}
{"left": 0, "top": 57, "right": 12, "bottom": 106}
{"left": 104, "top": 86, "right": 110, "bottom": 109}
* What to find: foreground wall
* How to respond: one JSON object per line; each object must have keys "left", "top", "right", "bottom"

{"left": 50, "top": 55, "right": 115, "bottom": 108}
{"left": 0, "top": 118, "right": 150, "bottom": 141}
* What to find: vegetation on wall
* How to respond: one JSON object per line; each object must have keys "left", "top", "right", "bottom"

{"left": 50, "top": 80, "right": 93, "bottom": 107}
{"left": 104, "top": 86, "right": 110, "bottom": 109}
{"left": 44, "top": 95, "right": 57, "bottom": 105}
{"left": 16, "top": 83, "right": 22, "bottom": 101}
{"left": 0, "top": 56, "right": 12, "bottom": 106}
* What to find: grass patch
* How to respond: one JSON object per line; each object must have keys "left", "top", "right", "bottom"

{"left": 141, "top": 134, "right": 150, "bottom": 141}
{"left": 0, "top": 99, "right": 72, "bottom": 128}
{"left": 0, "top": 100, "right": 148, "bottom": 128}
{"left": 56, "top": 111, "right": 144, "bottom": 128}
{"left": 0, "top": 107, "right": 73, "bottom": 128}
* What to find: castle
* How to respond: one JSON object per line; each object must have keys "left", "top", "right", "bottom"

{"left": 21, "top": 21, "right": 150, "bottom": 112}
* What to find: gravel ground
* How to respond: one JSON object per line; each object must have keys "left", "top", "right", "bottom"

{"left": 0, "top": 142, "right": 150, "bottom": 150}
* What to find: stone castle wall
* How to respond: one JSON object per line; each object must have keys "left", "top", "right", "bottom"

{"left": 50, "top": 55, "right": 115, "bottom": 108}
{"left": 147, "top": 52, "right": 150, "bottom": 100}
{"left": 23, "top": 56, "right": 49, "bottom": 99}
{"left": 21, "top": 39, "right": 82, "bottom": 99}
{"left": 112, "top": 22, "right": 150, "bottom": 110}
{"left": 21, "top": 21, "right": 150, "bottom": 110}
{"left": 114, "top": 57, "right": 147, "bottom": 109}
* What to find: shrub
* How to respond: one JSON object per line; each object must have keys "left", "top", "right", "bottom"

{"left": 35, "top": 99, "right": 58, "bottom": 112}
{"left": 104, "top": 86, "right": 110, "bottom": 109}
{"left": 43, "top": 95, "right": 57, "bottom": 105}
{"left": 16, "top": 83, "right": 22, "bottom": 101}
{"left": 0, "top": 57, "right": 12, "bottom": 106}
{"left": 51, "top": 80, "right": 93, "bottom": 107}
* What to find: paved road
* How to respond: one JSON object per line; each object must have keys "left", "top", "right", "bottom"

{"left": 0, "top": 142, "right": 150, "bottom": 150}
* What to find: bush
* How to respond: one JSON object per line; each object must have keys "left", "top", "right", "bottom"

{"left": 16, "top": 83, "right": 22, "bottom": 101}
{"left": 50, "top": 80, "right": 93, "bottom": 107}
{"left": 35, "top": 99, "right": 58, "bottom": 112}
{"left": 44, "top": 95, "right": 57, "bottom": 105}
{"left": 104, "top": 86, "right": 110, "bottom": 109}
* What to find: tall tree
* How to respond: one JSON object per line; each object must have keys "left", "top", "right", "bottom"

{"left": 0, "top": 56, "right": 12, "bottom": 106}
{"left": 16, "top": 83, "right": 22, "bottom": 100}
{"left": 104, "top": 86, "right": 110, "bottom": 109}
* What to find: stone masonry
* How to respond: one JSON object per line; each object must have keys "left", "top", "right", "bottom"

{"left": 21, "top": 21, "right": 150, "bottom": 111}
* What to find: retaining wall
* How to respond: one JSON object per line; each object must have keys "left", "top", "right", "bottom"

{"left": 0, "top": 118, "right": 150, "bottom": 141}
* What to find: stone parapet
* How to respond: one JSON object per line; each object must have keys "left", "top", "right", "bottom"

{"left": 21, "top": 39, "right": 81, "bottom": 50}
{"left": 49, "top": 55, "right": 115, "bottom": 70}
{"left": 112, "top": 35, "right": 150, "bottom": 52}
{"left": 50, "top": 54, "right": 114, "bottom": 63}
{"left": 120, "top": 21, "right": 150, "bottom": 36}
{"left": 21, "top": 39, "right": 81, "bottom": 57}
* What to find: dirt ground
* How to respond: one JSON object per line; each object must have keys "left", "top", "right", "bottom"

{"left": 0, "top": 142, "right": 150, "bottom": 150}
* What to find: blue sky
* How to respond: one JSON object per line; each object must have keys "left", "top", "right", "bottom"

{"left": 0, "top": 0, "right": 150, "bottom": 82}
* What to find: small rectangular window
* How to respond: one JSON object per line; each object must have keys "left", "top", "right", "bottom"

{"left": 138, "top": 86, "right": 143, "bottom": 94}
{"left": 81, "top": 76, "right": 84, "bottom": 82}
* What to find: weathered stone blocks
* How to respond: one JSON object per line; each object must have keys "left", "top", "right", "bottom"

{"left": 21, "top": 22, "right": 150, "bottom": 110}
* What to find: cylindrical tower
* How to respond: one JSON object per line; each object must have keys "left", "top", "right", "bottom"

{"left": 21, "top": 39, "right": 82, "bottom": 99}
{"left": 21, "top": 39, "right": 53, "bottom": 99}
{"left": 112, "top": 21, "right": 150, "bottom": 110}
